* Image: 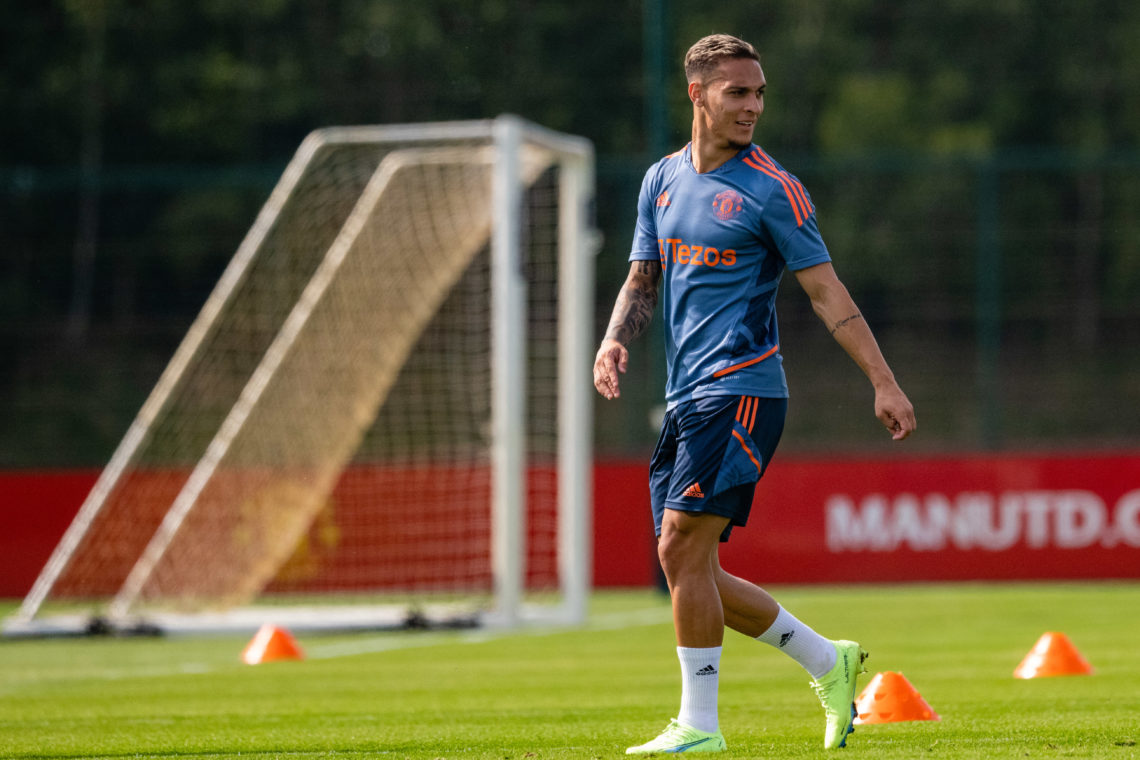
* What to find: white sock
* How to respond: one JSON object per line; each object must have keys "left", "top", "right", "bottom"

{"left": 754, "top": 606, "right": 837, "bottom": 679}
{"left": 676, "top": 646, "right": 721, "bottom": 733}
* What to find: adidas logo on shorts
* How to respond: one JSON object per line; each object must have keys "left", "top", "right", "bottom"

{"left": 682, "top": 482, "right": 705, "bottom": 499}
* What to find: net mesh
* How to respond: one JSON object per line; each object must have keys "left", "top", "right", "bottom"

{"left": 35, "top": 131, "right": 567, "bottom": 619}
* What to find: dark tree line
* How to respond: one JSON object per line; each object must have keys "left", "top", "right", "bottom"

{"left": 3, "top": 0, "right": 1140, "bottom": 463}
{"left": 6, "top": 1, "right": 1138, "bottom": 166}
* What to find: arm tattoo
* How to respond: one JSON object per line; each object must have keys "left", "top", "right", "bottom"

{"left": 604, "top": 262, "right": 660, "bottom": 345}
{"left": 829, "top": 313, "right": 864, "bottom": 335}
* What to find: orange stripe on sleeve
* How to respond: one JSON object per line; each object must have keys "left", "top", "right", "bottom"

{"left": 753, "top": 149, "right": 814, "bottom": 215}
{"left": 754, "top": 149, "right": 814, "bottom": 217}
{"left": 747, "top": 149, "right": 816, "bottom": 225}
{"left": 744, "top": 155, "right": 806, "bottom": 226}
{"left": 783, "top": 174, "right": 813, "bottom": 217}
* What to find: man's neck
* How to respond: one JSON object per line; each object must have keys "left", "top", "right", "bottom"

{"left": 690, "top": 131, "right": 743, "bottom": 174}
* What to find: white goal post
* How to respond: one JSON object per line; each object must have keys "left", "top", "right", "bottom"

{"left": 8, "top": 116, "right": 596, "bottom": 636}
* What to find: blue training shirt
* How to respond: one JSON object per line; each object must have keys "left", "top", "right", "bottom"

{"left": 630, "top": 143, "right": 832, "bottom": 406}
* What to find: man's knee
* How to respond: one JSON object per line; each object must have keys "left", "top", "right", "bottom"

{"left": 657, "top": 511, "right": 727, "bottom": 578}
{"left": 656, "top": 528, "right": 694, "bottom": 574}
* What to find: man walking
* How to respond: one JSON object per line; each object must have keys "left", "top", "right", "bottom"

{"left": 593, "top": 33, "right": 916, "bottom": 753}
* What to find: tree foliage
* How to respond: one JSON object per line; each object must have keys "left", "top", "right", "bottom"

{"left": 5, "top": 0, "right": 1135, "bottom": 167}
{"left": 3, "top": 0, "right": 1140, "bottom": 462}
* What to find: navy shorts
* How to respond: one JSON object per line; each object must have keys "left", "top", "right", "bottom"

{"left": 649, "top": 395, "right": 787, "bottom": 542}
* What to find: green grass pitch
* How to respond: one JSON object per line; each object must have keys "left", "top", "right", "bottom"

{"left": 2, "top": 584, "right": 1139, "bottom": 759}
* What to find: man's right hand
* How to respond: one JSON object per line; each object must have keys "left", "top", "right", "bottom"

{"left": 593, "top": 339, "right": 629, "bottom": 400}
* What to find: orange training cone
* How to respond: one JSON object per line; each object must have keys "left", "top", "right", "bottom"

{"left": 242, "top": 624, "right": 305, "bottom": 664}
{"left": 854, "top": 671, "right": 940, "bottom": 724}
{"left": 1013, "top": 632, "right": 1093, "bottom": 678}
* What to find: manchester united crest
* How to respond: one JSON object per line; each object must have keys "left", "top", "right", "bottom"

{"left": 712, "top": 189, "right": 744, "bottom": 220}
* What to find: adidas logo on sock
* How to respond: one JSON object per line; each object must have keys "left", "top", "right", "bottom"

{"left": 682, "top": 482, "right": 705, "bottom": 499}
{"left": 779, "top": 630, "right": 796, "bottom": 648}
{"left": 696, "top": 664, "right": 718, "bottom": 676}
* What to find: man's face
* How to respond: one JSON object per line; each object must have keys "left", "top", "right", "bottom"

{"left": 692, "top": 57, "right": 766, "bottom": 150}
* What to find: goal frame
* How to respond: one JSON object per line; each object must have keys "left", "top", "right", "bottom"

{"left": 8, "top": 115, "right": 596, "bottom": 636}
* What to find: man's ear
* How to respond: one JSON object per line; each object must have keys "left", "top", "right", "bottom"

{"left": 688, "top": 80, "right": 702, "bottom": 107}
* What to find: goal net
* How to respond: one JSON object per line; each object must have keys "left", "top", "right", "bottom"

{"left": 8, "top": 117, "right": 595, "bottom": 635}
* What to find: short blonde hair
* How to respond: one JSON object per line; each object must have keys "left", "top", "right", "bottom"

{"left": 684, "top": 34, "right": 760, "bottom": 83}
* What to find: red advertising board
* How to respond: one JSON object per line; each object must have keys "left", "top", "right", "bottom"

{"left": 2, "top": 454, "right": 1138, "bottom": 597}
{"left": 720, "top": 453, "right": 1140, "bottom": 584}
{"left": 0, "top": 470, "right": 101, "bottom": 598}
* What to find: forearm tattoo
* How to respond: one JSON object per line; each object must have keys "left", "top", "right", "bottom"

{"left": 829, "top": 312, "right": 864, "bottom": 335}
{"left": 604, "top": 262, "right": 659, "bottom": 345}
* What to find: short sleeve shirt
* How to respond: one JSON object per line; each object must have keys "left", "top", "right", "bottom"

{"left": 630, "top": 143, "right": 832, "bottom": 405}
